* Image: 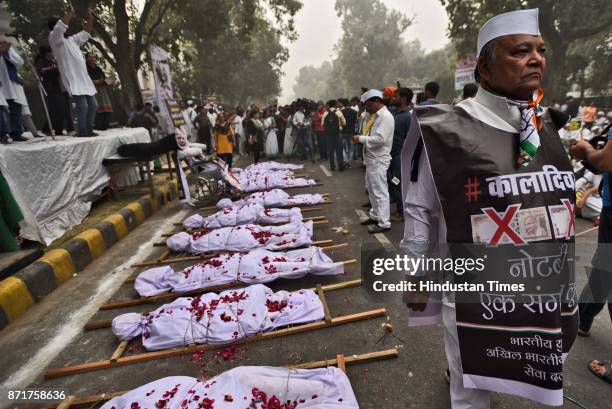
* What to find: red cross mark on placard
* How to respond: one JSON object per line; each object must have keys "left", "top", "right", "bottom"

{"left": 561, "top": 198, "right": 575, "bottom": 238}
{"left": 481, "top": 204, "right": 525, "bottom": 246}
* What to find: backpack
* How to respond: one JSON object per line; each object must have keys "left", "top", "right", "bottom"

{"left": 324, "top": 110, "right": 340, "bottom": 134}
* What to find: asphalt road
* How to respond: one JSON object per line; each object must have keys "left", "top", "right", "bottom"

{"left": 0, "top": 157, "right": 609, "bottom": 409}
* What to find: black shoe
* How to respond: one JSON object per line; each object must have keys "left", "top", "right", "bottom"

{"left": 88, "top": 131, "right": 99, "bottom": 136}
{"left": 360, "top": 218, "right": 377, "bottom": 226}
{"left": 76, "top": 133, "right": 90, "bottom": 137}
{"left": 11, "top": 135, "right": 28, "bottom": 142}
{"left": 0, "top": 136, "right": 9, "bottom": 144}
{"left": 368, "top": 225, "right": 391, "bottom": 234}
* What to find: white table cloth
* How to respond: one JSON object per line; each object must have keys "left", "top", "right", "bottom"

{"left": 100, "top": 366, "right": 358, "bottom": 409}
{"left": 0, "top": 128, "right": 150, "bottom": 244}
{"left": 183, "top": 205, "right": 302, "bottom": 229}
{"left": 113, "top": 284, "right": 324, "bottom": 350}
{"left": 134, "top": 246, "right": 344, "bottom": 296}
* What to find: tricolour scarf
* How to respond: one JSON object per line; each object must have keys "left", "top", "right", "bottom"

{"left": 507, "top": 88, "right": 544, "bottom": 166}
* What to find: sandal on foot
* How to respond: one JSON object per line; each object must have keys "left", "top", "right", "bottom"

{"left": 588, "top": 360, "right": 612, "bottom": 384}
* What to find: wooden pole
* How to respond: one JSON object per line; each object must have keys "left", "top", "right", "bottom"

{"left": 43, "top": 348, "right": 398, "bottom": 408}
{"left": 162, "top": 216, "right": 329, "bottom": 237}
{"left": 317, "top": 284, "right": 332, "bottom": 324}
{"left": 137, "top": 240, "right": 338, "bottom": 266}
{"left": 46, "top": 307, "right": 386, "bottom": 379}
{"left": 109, "top": 340, "right": 129, "bottom": 363}
{"left": 336, "top": 354, "right": 346, "bottom": 373}
{"left": 56, "top": 395, "right": 76, "bottom": 409}
{"left": 90, "top": 279, "right": 362, "bottom": 324}
{"left": 124, "top": 256, "right": 354, "bottom": 284}
{"left": 291, "top": 348, "right": 398, "bottom": 370}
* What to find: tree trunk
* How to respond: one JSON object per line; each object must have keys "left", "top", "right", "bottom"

{"left": 113, "top": 0, "right": 142, "bottom": 112}
{"left": 116, "top": 61, "right": 143, "bottom": 112}
{"left": 543, "top": 41, "right": 569, "bottom": 102}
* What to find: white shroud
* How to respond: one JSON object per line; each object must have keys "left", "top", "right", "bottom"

{"left": 167, "top": 218, "right": 313, "bottom": 255}
{"left": 238, "top": 173, "right": 316, "bottom": 193}
{"left": 232, "top": 161, "right": 304, "bottom": 173}
{"left": 216, "top": 189, "right": 325, "bottom": 210}
{"left": 112, "top": 284, "right": 324, "bottom": 350}
{"left": 134, "top": 247, "right": 344, "bottom": 297}
{"left": 100, "top": 366, "right": 358, "bottom": 409}
{"left": 183, "top": 205, "right": 302, "bottom": 229}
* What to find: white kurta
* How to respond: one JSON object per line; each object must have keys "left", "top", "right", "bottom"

{"left": 358, "top": 106, "right": 395, "bottom": 167}
{"left": 183, "top": 205, "right": 302, "bottom": 229}
{"left": 112, "top": 284, "right": 324, "bottom": 350}
{"left": 264, "top": 117, "right": 279, "bottom": 157}
{"left": 48, "top": 20, "right": 96, "bottom": 96}
{"left": 134, "top": 246, "right": 344, "bottom": 296}
{"left": 285, "top": 124, "right": 296, "bottom": 156}
{"left": 166, "top": 219, "right": 313, "bottom": 254}
{"left": 0, "top": 47, "right": 27, "bottom": 105}
{"left": 0, "top": 85, "right": 6, "bottom": 107}
{"left": 100, "top": 366, "right": 358, "bottom": 409}
{"left": 358, "top": 106, "right": 395, "bottom": 228}
{"left": 216, "top": 189, "right": 324, "bottom": 210}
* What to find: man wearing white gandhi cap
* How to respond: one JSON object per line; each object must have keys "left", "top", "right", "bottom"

{"left": 400, "top": 8, "right": 577, "bottom": 408}
{"left": 352, "top": 89, "right": 395, "bottom": 233}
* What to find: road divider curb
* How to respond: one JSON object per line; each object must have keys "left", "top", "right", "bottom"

{"left": 0, "top": 180, "right": 179, "bottom": 331}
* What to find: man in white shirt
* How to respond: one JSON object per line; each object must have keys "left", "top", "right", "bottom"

{"left": 48, "top": 6, "right": 97, "bottom": 137}
{"left": 0, "top": 39, "right": 27, "bottom": 141}
{"left": 352, "top": 89, "right": 394, "bottom": 233}
{"left": 292, "top": 104, "right": 314, "bottom": 162}
{"left": 185, "top": 100, "right": 196, "bottom": 122}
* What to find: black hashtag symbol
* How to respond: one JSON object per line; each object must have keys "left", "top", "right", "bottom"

{"left": 465, "top": 176, "right": 481, "bottom": 203}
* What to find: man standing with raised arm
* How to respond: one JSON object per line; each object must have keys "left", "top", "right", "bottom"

{"left": 48, "top": 5, "right": 97, "bottom": 137}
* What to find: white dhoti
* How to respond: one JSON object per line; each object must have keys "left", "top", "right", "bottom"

{"left": 443, "top": 304, "right": 491, "bottom": 409}
{"left": 365, "top": 161, "right": 391, "bottom": 228}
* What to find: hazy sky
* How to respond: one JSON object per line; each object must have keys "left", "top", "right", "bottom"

{"left": 279, "top": 0, "right": 450, "bottom": 102}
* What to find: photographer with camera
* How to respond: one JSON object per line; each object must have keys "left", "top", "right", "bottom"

{"left": 571, "top": 126, "right": 612, "bottom": 384}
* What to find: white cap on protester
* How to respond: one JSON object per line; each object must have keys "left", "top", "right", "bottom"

{"left": 360, "top": 89, "right": 383, "bottom": 103}
{"left": 477, "top": 8, "right": 540, "bottom": 57}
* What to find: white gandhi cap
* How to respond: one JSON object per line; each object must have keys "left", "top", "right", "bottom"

{"left": 360, "top": 89, "right": 383, "bottom": 103}
{"left": 477, "top": 8, "right": 541, "bottom": 57}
